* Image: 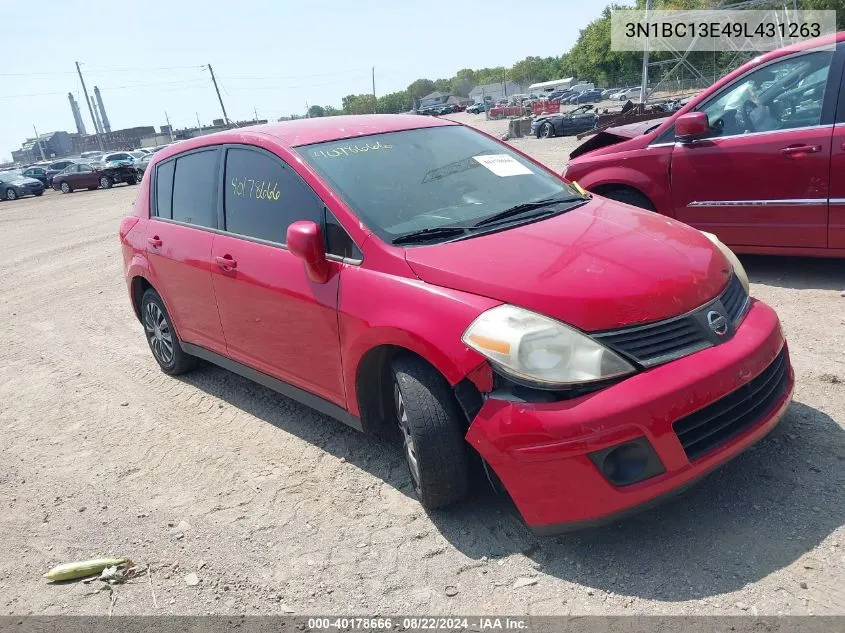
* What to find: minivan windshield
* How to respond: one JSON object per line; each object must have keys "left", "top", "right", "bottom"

{"left": 297, "top": 126, "right": 584, "bottom": 244}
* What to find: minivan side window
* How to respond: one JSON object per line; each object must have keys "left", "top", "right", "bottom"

{"left": 223, "top": 147, "right": 321, "bottom": 244}
{"left": 155, "top": 160, "right": 175, "bottom": 220}
{"left": 696, "top": 50, "right": 833, "bottom": 139}
{"left": 172, "top": 150, "right": 219, "bottom": 228}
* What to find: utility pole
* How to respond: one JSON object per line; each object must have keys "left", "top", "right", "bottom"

{"left": 254, "top": 106, "right": 259, "bottom": 122}
{"left": 75, "top": 61, "right": 104, "bottom": 151}
{"left": 164, "top": 111, "right": 175, "bottom": 141}
{"left": 196, "top": 113, "right": 202, "bottom": 131}
{"left": 372, "top": 67, "right": 377, "bottom": 114}
{"left": 206, "top": 64, "right": 230, "bottom": 126}
{"left": 639, "top": 0, "right": 651, "bottom": 105}
{"left": 32, "top": 125, "right": 46, "bottom": 160}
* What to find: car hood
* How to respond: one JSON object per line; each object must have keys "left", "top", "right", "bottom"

{"left": 7, "top": 176, "right": 41, "bottom": 186}
{"left": 569, "top": 118, "right": 663, "bottom": 159}
{"left": 403, "top": 198, "right": 731, "bottom": 332}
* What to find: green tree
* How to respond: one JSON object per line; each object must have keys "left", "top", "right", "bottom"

{"left": 308, "top": 105, "right": 326, "bottom": 118}
{"left": 342, "top": 94, "right": 376, "bottom": 115}
{"left": 377, "top": 91, "right": 411, "bottom": 114}
{"left": 406, "top": 78, "right": 437, "bottom": 101}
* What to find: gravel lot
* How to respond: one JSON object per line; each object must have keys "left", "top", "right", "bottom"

{"left": 1, "top": 116, "right": 844, "bottom": 616}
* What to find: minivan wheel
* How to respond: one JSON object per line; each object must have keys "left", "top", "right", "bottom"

{"left": 600, "top": 187, "right": 656, "bottom": 211}
{"left": 391, "top": 354, "right": 470, "bottom": 509}
{"left": 60, "top": 181, "right": 72, "bottom": 194}
{"left": 141, "top": 289, "right": 197, "bottom": 375}
{"left": 99, "top": 176, "right": 113, "bottom": 189}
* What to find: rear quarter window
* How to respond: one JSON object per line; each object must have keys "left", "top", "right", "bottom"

{"left": 155, "top": 160, "right": 175, "bottom": 219}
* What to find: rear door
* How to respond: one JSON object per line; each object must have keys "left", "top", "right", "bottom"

{"left": 210, "top": 145, "right": 346, "bottom": 406}
{"left": 670, "top": 48, "right": 838, "bottom": 249}
{"left": 145, "top": 148, "right": 227, "bottom": 354}
{"left": 72, "top": 163, "right": 98, "bottom": 188}
{"left": 830, "top": 44, "right": 845, "bottom": 249}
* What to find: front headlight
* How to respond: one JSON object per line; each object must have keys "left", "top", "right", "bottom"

{"left": 462, "top": 305, "right": 635, "bottom": 388}
{"left": 701, "top": 231, "right": 749, "bottom": 294}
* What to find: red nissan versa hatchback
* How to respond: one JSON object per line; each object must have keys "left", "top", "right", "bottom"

{"left": 120, "top": 114, "right": 794, "bottom": 534}
{"left": 565, "top": 32, "right": 845, "bottom": 257}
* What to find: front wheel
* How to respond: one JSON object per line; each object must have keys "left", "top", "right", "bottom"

{"left": 539, "top": 122, "right": 555, "bottom": 139}
{"left": 34, "top": 190, "right": 43, "bottom": 197}
{"left": 141, "top": 289, "right": 198, "bottom": 375}
{"left": 126, "top": 173, "right": 138, "bottom": 185}
{"left": 6, "top": 188, "right": 18, "bottom": 201}
{"left": 99, "top": 175, "right": 113, "bottom": 189}
{"left": 391, "top": 355, "right": 470, "bottom": 509}
{"left": 60, "top": 181, "right": 72, "bottom": 194}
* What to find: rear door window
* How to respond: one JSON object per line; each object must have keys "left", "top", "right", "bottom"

{"left": 223, "top": 147, "right": 322, "bottom": 244}
{"left": 155, "top": 160, "right": 175, "bottom": 219}
{"left": 171, "top": 149, "right": 220, "bottom": 228}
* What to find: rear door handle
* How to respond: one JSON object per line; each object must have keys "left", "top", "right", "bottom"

{"left": 215, "top": 255, "right": 237, "bottom": 270}
{"left": 780, "top": 144, "right": 821, "bottom": 155}
{"left": 147, "top": 236, "right": 162, "bottom": 247}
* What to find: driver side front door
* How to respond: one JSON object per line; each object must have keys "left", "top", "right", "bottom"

{"left": 670, "top": 49, "right": 837, "bottom": 250}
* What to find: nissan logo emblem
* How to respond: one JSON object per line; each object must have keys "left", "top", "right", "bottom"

{"left": 707, "top": 310, "right": 729, "bottom": 336}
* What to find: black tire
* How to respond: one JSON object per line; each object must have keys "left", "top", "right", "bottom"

{"left": 600, "top": 187, "right": 655, "bottom": 211}
{"left": 60, "top": 181, "right": 72, "bottom": 194}
{"left": 140, "top": 289, "right": 198, "bottom": 375}
{"left": 391, "top": 354, "right": 470, "bottom": 509}
{"left": 126, "top": 173, "right": 138, "bottom": 185}
{"left": 34, "top": 190, "right": 44, "bottom": 197}
{"left": 99, "top": 175, "right": 113, "bottom": 189}
{"left": 6, "top": 188, "right": 17, "bottom": 201}
{"left": 539, "top": 122, "right": 555, "bottom": 139}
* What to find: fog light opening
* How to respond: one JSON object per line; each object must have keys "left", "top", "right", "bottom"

{"left": 589, "top": 438, "right": 665, "bottom": 487}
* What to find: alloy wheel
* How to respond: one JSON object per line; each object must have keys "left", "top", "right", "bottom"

{"left": 394, "top": 382, "right": 421, "bottom": 494}
{"left": 6, "top": 189, "right": 17, "bottom": 200}
{"left": 144, "top": 301, "right": 174, "bottom": 365}
{"left": 61, "top": 182, "right": 70, "bottom": 193}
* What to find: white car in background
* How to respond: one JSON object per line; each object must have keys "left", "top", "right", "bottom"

{"left": 612, "top": 87, "right": 644, "bottom": 101}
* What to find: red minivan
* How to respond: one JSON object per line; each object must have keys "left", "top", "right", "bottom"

{"left": 120, "top": 114, "right": 793, "bottom": 534}
{"left": 565, "top": 32, "right": 845, "bottom": 257}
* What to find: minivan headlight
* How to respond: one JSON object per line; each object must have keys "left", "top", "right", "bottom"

{"left": 701, "top": 231, "right": 749, "bottom": 294}
{"left": 462, "top": 305, "right": 635, "bottom": 388}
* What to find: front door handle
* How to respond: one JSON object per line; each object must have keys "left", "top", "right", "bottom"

{"left": 780, "top": 144, "right": 821, "bottom": 156}
{"left": 215, "top": 255, "right": 237, "bottom": 271}
{"left": 147, "top": 236, "right": 162, "bottom": 247}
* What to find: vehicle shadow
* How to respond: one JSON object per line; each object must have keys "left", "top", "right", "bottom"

{"left": 177, "top": 363, "right": 844, "bottom": 601}
{"left": 427, "top": 400, "right": 845, "bottom": 601}
{"left": 742, "top": 254, "right": 845, "bottom": 291}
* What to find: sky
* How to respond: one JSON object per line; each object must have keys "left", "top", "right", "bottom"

{"left": 0, "top": 0, "right": 623, "bottom": 163}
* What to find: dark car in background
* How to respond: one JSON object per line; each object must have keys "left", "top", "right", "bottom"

{"left": 52, "top": 162, "right": 139, "bottom": 193}
{"left": 532, "top": 104, "right": 598, "bottom": 138}
{"left": 567, "top": 89, "right": 604, "bottom": 104}
{"left": 21, "top": 166, "right": 49, "bottom": 187}
{"left": 45, "top": 159, "right": 77, "bottom": 187}
{"left": 466, "top": 102, "right": 487, "bottom": 114}
{"left": 0, "top": 171, "right": 45, "bottom": 200}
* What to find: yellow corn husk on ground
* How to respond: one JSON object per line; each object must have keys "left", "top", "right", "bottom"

{"left": 43, "top": 557, "right": 129, "bottom": 582}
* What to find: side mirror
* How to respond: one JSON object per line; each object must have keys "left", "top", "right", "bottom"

{"left": 675, "top": 112, "right": 709, "bottom": 142}
{"left": 287, "top": 220, "right": 330, "bottom": 284}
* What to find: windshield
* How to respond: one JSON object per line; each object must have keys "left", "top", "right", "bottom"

{"left": 297, "top": 126, "right": 579, "bottom": 243}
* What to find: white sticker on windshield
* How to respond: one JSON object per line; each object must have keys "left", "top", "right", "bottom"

{"left": 472, "top": 154, "right": 533, "bottom": 177}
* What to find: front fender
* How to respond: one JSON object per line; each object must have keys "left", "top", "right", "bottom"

{"left": 338, "top": 265, "right": 499, "bottom": 417}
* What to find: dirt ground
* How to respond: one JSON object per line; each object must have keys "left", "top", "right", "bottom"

{"left": 1, "top": 116, "right": 844, "bottom": 617}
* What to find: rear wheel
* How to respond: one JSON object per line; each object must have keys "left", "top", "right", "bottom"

{"left": 539, "top": 122, "right": 555, "bottom": 139}
{"left": 60, "top": 181, "right": 72, "bottom": 194}
{"left": 6, "top": 188, "right": 17, "bottom": 201}
{"left": 600, "top": 187, "right": 655, "bottom": 211}
{"left": 99, "top": 175, "right": 113, "bottom": 189}
{"left": 391, "top": 354, "right": 470, "bottom": 509}
{"left": 126, "top": 173, "right": 138, "bottom": 185}
{"left": 140, "top": 289, "right": 198, "bottom": 375}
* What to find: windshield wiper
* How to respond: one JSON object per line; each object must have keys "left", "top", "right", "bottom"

{"left": 391, "top": 226, "right": 469, "bottom": 245}
{"left": 472, "top": 195, "right": 586, "bottom": 228}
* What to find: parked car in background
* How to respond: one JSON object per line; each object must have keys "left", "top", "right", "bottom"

{"left": 45, "top": 159, "right": 77, "bottom": 187}
{"left": 567, "top": 89, "right": 603, "bottom": 104}
{"left": 101, "top": 152, "right": 136, "bottom": 167}
{"left": 612, "top": 87, "right": 643, "bottom": 101}
{"left": 565, "top": 32, "right": 845, "bottom": 256}
{"left": 21, "top": 166, "right": 49, "bottom": 187}
{"left": 134, "top": 153, "right": 153, "bottom": 175}
{"left": 532, "top": 104, "right": 598, "bottom": 138}
{"left": 80, "top": 151, "right": 104, "bottom": 160}
{"left": 601, "top": 87, "right": 621, "bottom": 99}
{"left": 52, "top": 161, "right": 139, "bottom": 193}
{"left": 130, "top": 151, "right": 149, "bottom": 160}
{"left": 0, "top": 171, "right": 44, "bottom": 200}
{"left": 466, "top": 102, "right": 487, "bottom": 114}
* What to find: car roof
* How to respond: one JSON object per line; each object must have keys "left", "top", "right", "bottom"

{"left": 156, "top": 114, "right": 458, "bottom": 161}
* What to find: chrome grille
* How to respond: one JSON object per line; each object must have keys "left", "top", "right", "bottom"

{"left": 594, "top": 275, "right": 749, "bottom": 368}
